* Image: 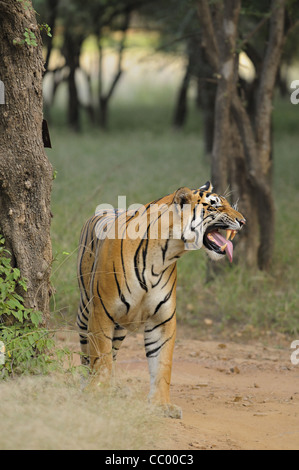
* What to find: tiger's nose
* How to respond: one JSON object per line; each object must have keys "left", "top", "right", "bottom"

{"left": 237, "top": 218, "right": 246, "bottom": 226}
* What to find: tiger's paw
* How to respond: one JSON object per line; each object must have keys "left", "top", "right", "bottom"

{"left": 154, "top": 403, "right": 182, "bottom": 420}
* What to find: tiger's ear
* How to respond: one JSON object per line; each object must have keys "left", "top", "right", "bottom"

{"left": 199, "top": 181, "right": 213, "bottom": 192}
{"left": 174, "top": 187, "right": 192, "bottom": 209}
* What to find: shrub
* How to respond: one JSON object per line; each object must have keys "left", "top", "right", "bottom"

{"left": 0, "top": 236, "right": 55, "bottom": 378}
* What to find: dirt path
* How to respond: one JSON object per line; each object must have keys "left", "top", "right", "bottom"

{"left": 113, "top": 330, "right": 299, "bottom": 450}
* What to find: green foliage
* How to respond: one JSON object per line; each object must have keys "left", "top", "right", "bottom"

{"left": 13, "top": 24, "right": 52, "bottom": 48}
{"left": 23, "top": 27, "right": 38, "bottom": 47}
{"left": 39, "top": 23, "right": 52, "bottom": 38}
{"left": 0, "top": 236, "right": 55, "bottom": 378}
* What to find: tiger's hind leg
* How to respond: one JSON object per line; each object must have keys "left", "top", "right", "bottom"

{"left": 87, "top": 298, "right": 115, "bottom": 389}
{"left": 112, "top": 324, "right": 127, "bottom": 361}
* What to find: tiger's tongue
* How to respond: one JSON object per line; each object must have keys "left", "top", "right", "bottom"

{"left": 211, "top": 231, "right": 233, "bottom": 263}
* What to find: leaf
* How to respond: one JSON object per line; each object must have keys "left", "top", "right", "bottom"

{"left": 7, "top": 298, "right": 24, "bottom": 311}
{"left": 12, "top": 309, "right": 23, "bottom": 323}
{"left": 19, "top": 279, "right": 28, "bottom": 291}
{"left": 39, "top": 23, "right": 52, "bottom": 38}
{"left": 23, "top": 28, "right": 37, "bottom": 47}
{"left": 13, "top": 268, "right": 20, "bottom": 280}
{"left": 30, "top": 311, "right": 42, "bottom": 327}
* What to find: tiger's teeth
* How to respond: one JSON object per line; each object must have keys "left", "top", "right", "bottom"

{"left": 220, "top": 243, "right": 227, "bottom": 252}
{"left": 231, "top": 230, "right": 237, "bottom": 240}
{"left": 226, "top": 229, "right": 232, "bottom": 240}
{"left": 207, "top": 233, "right": 216, "bottom": 242}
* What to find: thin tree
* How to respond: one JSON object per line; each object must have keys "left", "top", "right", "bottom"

{"left": 0, "top": 0, "right": 53, "bottom": 320}
{"left": 98, "top": 10, "right": 131, "bottom": 129}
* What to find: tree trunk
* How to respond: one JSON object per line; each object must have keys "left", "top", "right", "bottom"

{"left": 97, "top": 11, "right": 130, "bottom": 130}
{"left": 197, "top": 0, "right": 286, "bottom": 270}
{"left": 197, "top": 76, "right": 216, "bottom": 158}
{"left": 172, "top": 62, "right": 191, "bottom": 129}
{"left": 196, "top": 36, "right": 217, "bottom": 158}
{"left": 172, "top": 37, "right": 197, "bottom": 130}
{"left": 99, "top": 96, "right": 109, "bottom": 130}
{"left": 210, "top": 0, "right": 240, "bottom": 195}
{"left": 0, "top": 1, "right": 53, "bottom": 321}
{"left": 63, "top": 30, "right": 82, "bottom": 132}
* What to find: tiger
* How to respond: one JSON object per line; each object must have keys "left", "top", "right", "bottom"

{"left": 76, "top": 181, "right": 245, "bottom": 418}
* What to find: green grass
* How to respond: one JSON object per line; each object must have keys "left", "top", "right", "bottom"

{"left": 48, "top": 86, "right": 299, "bottom": 339}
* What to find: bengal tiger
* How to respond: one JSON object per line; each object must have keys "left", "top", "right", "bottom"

{"left": 77, "top": 181, "right": 245, "bottom": 418}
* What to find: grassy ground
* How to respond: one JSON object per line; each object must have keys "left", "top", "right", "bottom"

{"left": 0, "top": 372, "right": 161, "bottom": 450}
{"left": 48, "top": 83, "right": 299, "bottom": 339}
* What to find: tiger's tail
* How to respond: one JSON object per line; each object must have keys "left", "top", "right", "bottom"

{"left": 77, "top": 296, "right": 90, "bottom": 365}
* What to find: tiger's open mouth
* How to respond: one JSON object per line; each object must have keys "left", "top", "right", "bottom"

{"left": 203, "top": 227, "right": 238, "bottom": 263}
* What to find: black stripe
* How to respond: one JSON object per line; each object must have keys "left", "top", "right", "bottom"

{"left": 120, "top": 294, "right": 130, "bottom": 314}
{"left": 141, "top": 238, "right": 149, "bottom": 289}
{"left": 113, "top": 263, "right": 130, "bottom": 313}
{"left": 134, "top": 238, "right": 149, "bottom": 292}
{"left": 79, "top": 300, "right": 89, "bottom": 321}
{"left": 153, "top": 277, "right": 176, "bottom": 315}
{"left": 151, "top": 265, "right": 160, "bottom": 277}
{"left": 151, "top": 266, "right": 168, "bottom": 289}
{"left": 78, "top": 309, "right": 89, "bottom": 324}
{"left": 161, "top": 265, "right": 176, "bottom": 289}
{"left": 113, "top": 335, "right": 126, "bottom": 342}
{"left": 80, "top": 296, "right": 90, "bottom": 315}
{"left": 146, "top": 331, "right": 175, "bottom": 358}
{"left": 145, "top": 308, "right": 176, "bottom": 333}
{"left": 161, "top": 239, "right": 169, "bottom": 263}
{"left": 144, "top": 339, "right": 158, "bottom": 348}
{"left": 77, "top": 318, "right": 87, "bottom": 330}
{"left": 121, "top": 238, "right": 131, "bottom": 294}
{"left": 96, "top": 281, "right": 117, "bottom": 326}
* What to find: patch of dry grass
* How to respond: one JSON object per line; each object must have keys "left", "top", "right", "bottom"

{"left": 0, "top": 373, "right": 162, "bottom": 450}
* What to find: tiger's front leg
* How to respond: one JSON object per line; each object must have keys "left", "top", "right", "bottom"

{"left": 144, "top": 308, "right": 182, "bottom": 419}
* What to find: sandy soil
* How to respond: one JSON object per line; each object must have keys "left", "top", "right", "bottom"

{"left": 112, "top": 329, "right": 299, "bottom": 450}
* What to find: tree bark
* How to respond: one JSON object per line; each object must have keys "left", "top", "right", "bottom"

{"left": 98, "top": 11, "right": 130, "bottom": 130}
{"left": 197, "top": 0, "right": 286, "bottom": 270}
{"left": 62, "top": 30, "right": 83, "bottom": 132}
{"left": 0, "top": 1, "right": 53, "bottom": 320}
{"left": 172, "top": 59, "right": 191, "bottom": 129}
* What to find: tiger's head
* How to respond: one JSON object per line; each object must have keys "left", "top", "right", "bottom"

{"left": 172, "top": 181, "right": 246, "bottom": 262}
